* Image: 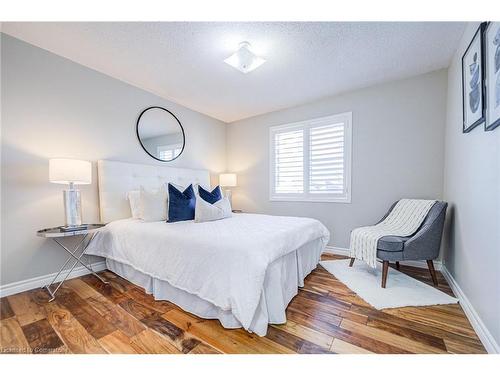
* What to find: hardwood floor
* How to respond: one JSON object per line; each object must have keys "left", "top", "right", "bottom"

{"left": 0, "top": 254, "right": 487, "bottom": 354}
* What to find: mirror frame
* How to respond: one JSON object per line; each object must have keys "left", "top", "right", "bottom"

{"left": 136, "top": 106, "right": 186, "bottom": 162}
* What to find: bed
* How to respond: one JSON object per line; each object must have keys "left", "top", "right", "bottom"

{"left": 86, "top": 160, "right": 330, "bottom": 336}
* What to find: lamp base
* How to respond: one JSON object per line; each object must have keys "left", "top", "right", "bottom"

{"left": 63, "top": 189, "right": 82, "bottom": 227}
{"left": 224, "top": 189, "right": 233, "bottom": 207}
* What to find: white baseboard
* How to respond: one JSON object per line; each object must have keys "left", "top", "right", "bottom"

{"left": 0, "top": 261, "right": 107, "bottom": 298}
{"left": 324, "top": 245, "right": 350, "bottom": 256}
{"left": 323, "top": 246, "right": 442, "bottom": 270}
{"left": 441, "top": 266, "right": 499, "bottom": 354}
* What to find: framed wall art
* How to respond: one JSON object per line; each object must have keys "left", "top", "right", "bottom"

{"left": 462, "top": 23, "right": 486, "bottom": 133}
{"left": 484, "top": 22, "right": 500, "bottom": 131}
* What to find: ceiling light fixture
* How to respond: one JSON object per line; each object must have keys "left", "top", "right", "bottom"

{"left": 224, "top": 41, "right": 266, "bottom": 74}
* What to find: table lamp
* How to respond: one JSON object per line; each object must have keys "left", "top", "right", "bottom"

{"left": 219, "top": 173, "right": 237, "bottom": 206}
{"left": 49, "top": 158, "right": 92, "bottom": 228}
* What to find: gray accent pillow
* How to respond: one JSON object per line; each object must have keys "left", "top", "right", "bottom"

{"left": 140, "top": 185, "right": 167, "bottom": 222}
{"left": 194, "top": 196, "right": 232, "bottom": 223}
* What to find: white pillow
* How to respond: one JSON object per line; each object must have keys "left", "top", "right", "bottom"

{"left": 127, "top": 190, "right": 142, "bottom": 219}
{"left": 140, "top": 185, "right": 167, "bottom": 222}
{"left": 194, "top": 196, "right": 232, "bottom": 223}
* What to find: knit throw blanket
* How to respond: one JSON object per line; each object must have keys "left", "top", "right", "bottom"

{"left": 349, "top": 199, "right": 436, "bottom": 268}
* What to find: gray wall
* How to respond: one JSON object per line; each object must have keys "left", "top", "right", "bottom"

{"left": 0, "top": 34, "right": 226, "bottom": 285}
{"left": 227, "top": 69, "right": 448, "bottom": 249}
{"left": 442, "top": 23, "right": 500, "bottom": 349}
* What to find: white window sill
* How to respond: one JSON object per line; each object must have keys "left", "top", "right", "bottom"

{"left": 269, "top": 195, "right": 351, "bottom": 204}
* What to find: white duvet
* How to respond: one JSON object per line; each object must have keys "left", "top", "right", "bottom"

{"left": 86, "top": 213, "right": 329, "bottom": 330}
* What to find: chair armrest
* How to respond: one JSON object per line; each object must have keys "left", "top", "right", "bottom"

{"left": 403, "top": 203, "right": 447, "bottom": 261}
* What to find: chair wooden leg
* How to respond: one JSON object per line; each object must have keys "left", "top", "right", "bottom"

{"left": 426, "top": 260, "right": 438, "bottom": 287}
{"left": 395, "top": 261, "right": 400, "bottom": 270}
{"left": 381, "top": 261, "right": 389, "bottom": 288}
{"left": 349, "top": 258, "right": 355, "bottom": 267}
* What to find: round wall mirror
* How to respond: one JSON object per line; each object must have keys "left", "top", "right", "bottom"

{"left": 136, "top": 106, "right": 185, "bottom": 162}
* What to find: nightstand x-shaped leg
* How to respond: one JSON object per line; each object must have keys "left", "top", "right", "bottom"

{"left": 44, "top": 232, "right": 109, "bottom": 302}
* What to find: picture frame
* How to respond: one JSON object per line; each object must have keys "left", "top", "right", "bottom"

{"left": 483, "top": 21, "right": 500, "bottom": 131}
{"left": 462, "top": 23, "right": 486, "bottom": 133}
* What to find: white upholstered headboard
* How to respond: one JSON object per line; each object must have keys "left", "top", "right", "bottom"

{"left": 97, "top": 160, "right": 210, "bottom": 223}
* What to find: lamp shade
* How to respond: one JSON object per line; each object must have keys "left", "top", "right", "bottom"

{"left": 49, "top": 158, "right": 92, "bottom": 185}
{"left": 219, "top": 173, "right": 237, "bottom": 187}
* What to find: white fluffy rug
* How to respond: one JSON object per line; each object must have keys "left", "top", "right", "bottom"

{"left": 319, "top": 259, "right": 458, "bottom": 310}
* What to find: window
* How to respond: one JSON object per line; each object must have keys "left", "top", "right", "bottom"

{"left": 157, "top": 144, "right": 182, "bottom": 160}
{"left": 270, "top": 112, "right": 352, "bottom": 203}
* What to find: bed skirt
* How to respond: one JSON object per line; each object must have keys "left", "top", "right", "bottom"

{"left": 105, "top": 237, "right": 324, "bottom": 336}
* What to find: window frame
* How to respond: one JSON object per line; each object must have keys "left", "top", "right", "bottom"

{"left": 269, "top": 112, "right": 352, "bottom": 203}
{"left": 157, "top": 143, "right": 183, "bottom": 160}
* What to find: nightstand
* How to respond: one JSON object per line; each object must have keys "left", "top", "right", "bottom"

{"left": 36, "top": 224, "right": 108, "bottom": 301}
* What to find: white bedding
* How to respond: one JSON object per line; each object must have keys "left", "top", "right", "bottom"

{"left": 86, "top": 213, "right": 329, "bottom": 333}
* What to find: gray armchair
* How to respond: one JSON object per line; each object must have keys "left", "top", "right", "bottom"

{"left": 349, "top": 200, "right": 448, "bottom": 288}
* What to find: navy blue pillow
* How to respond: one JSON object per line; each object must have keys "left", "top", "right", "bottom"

{"left": 198, "top": 185, "right": 222, "bottom": 204}
{"left": 167, "top": 184, "right": 196, "bottom": 222}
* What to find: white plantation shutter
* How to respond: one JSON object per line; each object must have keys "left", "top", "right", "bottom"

{"left": 270, "top": 112, "right": 352, "bottom": 203}
{"left": 157, "top": 144, "right": 182, "bottom": 160}
{"left": 309, "top": 123, "right": 345, "bottom": 194}
{"left": 274, "top": 129, "right": 304, "bottom": 194}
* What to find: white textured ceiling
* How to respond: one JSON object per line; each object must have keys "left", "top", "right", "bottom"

{"left": 2, "top": 22, "right": 466, "bottom": 122}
